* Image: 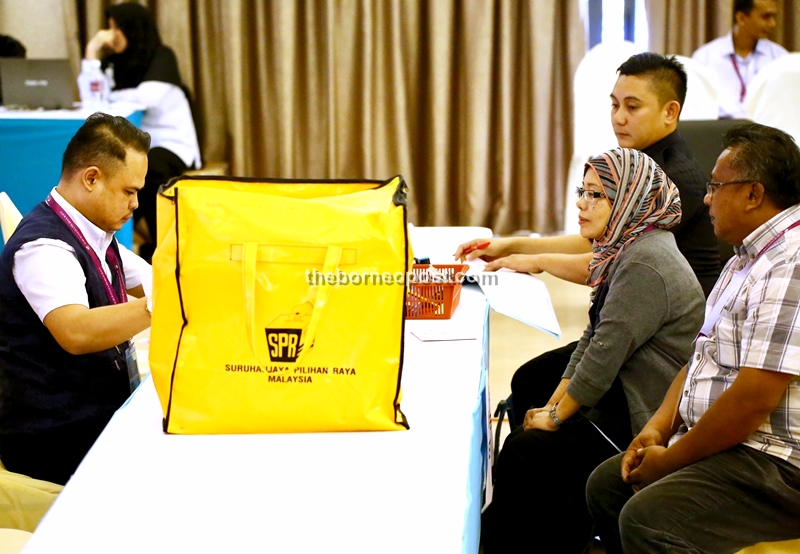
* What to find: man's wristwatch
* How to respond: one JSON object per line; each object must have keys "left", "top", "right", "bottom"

{"left": 549, "top": 402, "right": 564, "bottom": 428}
{"left": 145, "top": 296, "right": 153, "bottom": 315}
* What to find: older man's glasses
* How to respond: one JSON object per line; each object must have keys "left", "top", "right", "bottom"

{"left": 576, "top": 187, "right": 606, "bottom": 201}
{"left": 706, "top": 180, "right": 753, "bottom": 197}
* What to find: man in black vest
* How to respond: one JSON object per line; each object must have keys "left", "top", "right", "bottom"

{"left": 0, "top": 113, "right": 153, "bottom": 485}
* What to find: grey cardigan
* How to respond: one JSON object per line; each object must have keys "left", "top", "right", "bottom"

{"left": 563, "top": 230, "right": 705, "bottom": 435}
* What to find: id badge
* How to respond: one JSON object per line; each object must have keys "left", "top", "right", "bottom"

{"left": 125, "top": 344, "right": 141, "bottom": 393}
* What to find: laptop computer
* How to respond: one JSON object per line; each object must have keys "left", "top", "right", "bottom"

{"left": 0, "top": 58, "right": 75, "bottom": 110}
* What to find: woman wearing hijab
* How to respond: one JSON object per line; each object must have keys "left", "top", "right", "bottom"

{"left": 81, "top": 2, "right": 201, "bottom": 262}
{"left": 481, "top": 148, "right": 705, "bottom": 553}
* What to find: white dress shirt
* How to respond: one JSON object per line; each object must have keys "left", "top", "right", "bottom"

{"left": 12, "top": 189, "right": 152, "bottom": 322}
{"left": 79, "top": 60, "right": 202, "bottom": 169}
{"left": 692, "top": 33, "right": 788, "bottom": 118}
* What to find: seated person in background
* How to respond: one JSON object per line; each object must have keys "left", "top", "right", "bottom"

{"left": 0, "top": 35, "right": 25, "bottom": 58}
{"left": 692, "top": 0, "right": 788, "bottom": 119}
{"left": 456, "top": 53, "right": 719, "bottom": 424}
{"left": 586, "top": 122, "right": 800, "bottom": 554}
{"left": 0, "top": 113, "right": 153, "bottom": 486}
{"left": 82, "top": 1, "right": 201, "bottom": 262}
{"left": 480, "top": 148, "right": 705, "bottom": 554}
{"left": 0, "top": 34, "right": 26, "bottom": 105}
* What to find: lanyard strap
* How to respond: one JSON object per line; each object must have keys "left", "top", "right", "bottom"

{"left": 46, "top": 195, "right": 127, "bottom": 305}
{"left": 729, "top": 54, "right": 747, "bottom": 102}
{"left": 699, "top": 219, "right": 800, "bottom": 337}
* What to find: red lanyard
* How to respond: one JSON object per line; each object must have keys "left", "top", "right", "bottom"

{"left": 754, "top": 219, "right": 800, "bottom": 259}
{"left": 46, "top": 195, "right": 127, "bottom": 305}
{"left": 729, "top": 54, "right": 747, "bottom": 102}
{"left": 699, "top": 219, "right": 800, "bottom": 337}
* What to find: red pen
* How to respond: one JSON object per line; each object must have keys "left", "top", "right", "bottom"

{"left": 462, "top": 241, "right": 491, "bottom": 255}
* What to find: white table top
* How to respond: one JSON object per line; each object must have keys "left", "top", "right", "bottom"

{"left": 22, "top": 227, "right": 563, "bottom": 554}
{"left": 0, "top": 102, "right": 144, "bottom": 120}
{"left": 23, "top": 289, "right": 489, "bottom": 554}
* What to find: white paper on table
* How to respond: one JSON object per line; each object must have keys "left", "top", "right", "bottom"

{"left": 476, "top": 270, "right": 561, "bottom": 338}
{"left": 408, "top": 226, "right": 493, "bottom": 264}
{"left": 463, "top": 258, "right": 487, "bottom": 275}
{"left": 407, "top": 317, "right": 479, "bottom": 342}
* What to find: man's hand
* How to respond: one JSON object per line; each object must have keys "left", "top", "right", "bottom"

{"left": 523, "top": 408, "right": 558, "bottom": 431}
{"left": 43, "top": 299, "right": 151, "bottom": 355}
{"left": 484, "top": 254, "right": 546, "bottom": 274}
{"left": 627, "top": 446, "right": 675, "bottom": 490}
{"left": 621, "top": 427, "right": 666, "bottom": 482}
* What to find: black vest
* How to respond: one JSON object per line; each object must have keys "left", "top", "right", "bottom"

{"left": 0, "top": 202, "right": 130, "bottom": 434}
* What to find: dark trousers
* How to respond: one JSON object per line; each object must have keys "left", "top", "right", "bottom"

{"left": 0, "top": 417, "right": 111, "bottom": 485}
{"left": 510, "top": 341, "right": 579, "bottom": 424}
{"left": 136, "top": 147, "right": 187, "bottom": 262}
{"left": 482, "top": 417, "right": 620, "bottom": 553}
{"left": 586, "top": 448, "right": 800, "bottom": 554}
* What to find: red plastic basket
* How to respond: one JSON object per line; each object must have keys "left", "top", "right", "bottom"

{"left": 405, "top": 264, "right": 469, "bottom": 320}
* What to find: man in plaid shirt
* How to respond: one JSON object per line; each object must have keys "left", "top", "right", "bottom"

{"left": 586, "top": 122, "right": 800, "bottom": 553}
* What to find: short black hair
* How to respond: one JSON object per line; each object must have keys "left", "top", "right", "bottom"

{"left": 0, "top": 34, "right": 26, "bottom": 58}
{"left": 617, "top": 52, "right": 687, "bottom": 111}
{"left": 61, "top": 112, "right": 150, "bottom": 178}
{"left": 733, "top": 0, "right": 756, "bottom": 24}
{"left": 723, "top": 123, "right": 800, "bottom": 210}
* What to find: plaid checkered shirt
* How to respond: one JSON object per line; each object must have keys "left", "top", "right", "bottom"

{"left": 671, "top": 203, "right": 800, "bottom": 468}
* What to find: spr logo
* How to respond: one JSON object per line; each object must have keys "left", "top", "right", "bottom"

{"left": 265, "top": 329, "right": 303, "bottom": 362}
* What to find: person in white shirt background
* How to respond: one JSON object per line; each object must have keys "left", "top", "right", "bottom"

{"left": 0, "top": 113, "right": 153, "bottom": 486}
{"left": 81, "top": 1, "right": 201, "bottom": 262}
{"left": 692, "top": 0, "right": 788, "bottom": 119}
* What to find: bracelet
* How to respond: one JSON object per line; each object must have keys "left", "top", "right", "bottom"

{"left": 549, "top": 402, "right": 564, "bottom": 428}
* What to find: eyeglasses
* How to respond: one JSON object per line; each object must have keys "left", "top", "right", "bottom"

{"left": 576, "top": 187, "right": 606, "bottom": 201}
{"left": 705, "top": 180, "right": 753, "bottom": 197}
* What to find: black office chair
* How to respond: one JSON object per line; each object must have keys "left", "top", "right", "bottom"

{"left": 493, "top": 396, "right": 517, "bottom": 462}
{"left": 678, "top": 119, "right": 746, "bottom": 263}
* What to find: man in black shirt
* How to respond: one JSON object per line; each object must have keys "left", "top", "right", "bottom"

{"left": 613, "top": 54, "right": 720, "bottom": 295}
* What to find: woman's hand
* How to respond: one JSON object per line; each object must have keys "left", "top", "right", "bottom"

{"left": 484, "top": 254, "right": 546, "bottom": 274}
{"left": 85, "top": 29, "right": 116, "bottom": 60}
{"left": 523, "top": 408, "right": 558, "bottom": 431}
{"left": 453, "top": 238, "right": 511, "bottom": 262}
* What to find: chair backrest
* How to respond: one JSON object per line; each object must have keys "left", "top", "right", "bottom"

{"left": 677, "top": 118, "right": 744, "bottom": 262}
{"left": 572, "top": 41, "right": 643, "bottom": 159}
{"left": 0, "top": 192, "right": 23, "bottom": 244}
{"left": 0, "top": 529, "right": 32, "bottom": 554}
{"left": 677, "top": 119, "right": 743, "bottom": 178}
{"left": 0, "top": 467, "right": 63, "bottom": 533}
{"left": 745, "top": 53, "right": 800, "bottom": 142}
{"left": 672, "top": 55, "right": 720, "bottom": 121}
{"left": 565, "top": 41, "right": 642, "bottom": 233}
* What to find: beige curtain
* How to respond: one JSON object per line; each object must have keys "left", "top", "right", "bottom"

{"left": 65, "top": 0, "right": 584, "bottom": 234}
{"left": 646, "top": 0, "right": 800, "bottom": 56}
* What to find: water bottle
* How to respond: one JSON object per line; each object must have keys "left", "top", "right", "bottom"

{"left": 78, "top": 59, "right": 109, "bottom": 110}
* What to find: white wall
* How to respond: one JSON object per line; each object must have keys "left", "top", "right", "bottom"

{"left": 0, "top": 0, "right": 69, "bottom": 59}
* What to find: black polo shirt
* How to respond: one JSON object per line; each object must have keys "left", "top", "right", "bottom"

{"left": 643, "top": 131, "right": 721, "bottom": 296}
